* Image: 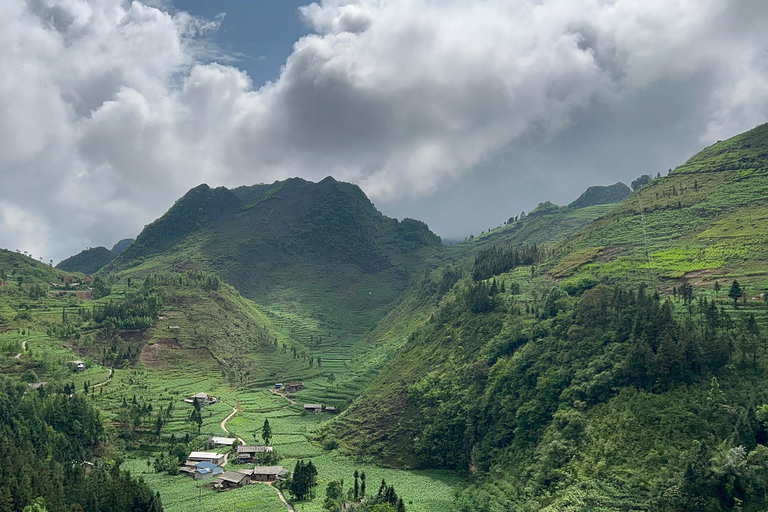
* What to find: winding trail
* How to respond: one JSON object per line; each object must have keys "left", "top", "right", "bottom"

{"left": 92, "top": 368, "right": 113, "bottom": 388}
{"left": 14, "top": 340, "right": 27, "bottom": 359}
{"left": 270, "top": 388, "right": 296, "bottom": 405}
{"left": 220, "top": 404, "right": 245, "bottom": 444}
{"left": 266, "top": 482, "right": 295, "bottom": 512}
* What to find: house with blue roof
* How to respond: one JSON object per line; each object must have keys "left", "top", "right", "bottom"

{"left": 194, "top": 461, "right": 224, "bottom": 481}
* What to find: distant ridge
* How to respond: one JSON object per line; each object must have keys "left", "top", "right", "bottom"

{"left": 568, "top": 182, "right": 631, "bottom": 209}
{"left": 111, "top": 238, "right": 134, "bottom": 255}
{"left": 56, "top": 246, "right": 116, "bottom": 275}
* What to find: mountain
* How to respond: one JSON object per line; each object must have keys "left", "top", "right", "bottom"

{"left": 324, "top": 122, "right": 768, "bottom": 511}
{"left": 56, "top": 246, "right": 116, "bottom": 275}
{"left": 1, "top": 248, "right": 65, "bottom": 284}
{"left": 105, "top": 177, "right": 445, "bottom": 346}
{"left": 111, "top": 238, "right": 134, "bottom": 254}
{"left": 567, "top": 181, "right": 631, "bottom": 209}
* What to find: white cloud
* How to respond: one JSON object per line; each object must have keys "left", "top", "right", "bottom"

{"left": 1, "top": 0, "right": 767, "bottom": 261}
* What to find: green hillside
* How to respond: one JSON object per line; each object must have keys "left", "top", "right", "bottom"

{"left": 107, "top": 177, "right": 445, "bottom": 348}
{"left": 551, "top": 122, "right": 768, "bottom": 291}
{"left": 568, "top": 181, "right": 631, "bottom": 209}
{"left": 324, "top": 123, "right": 768, "bottom": 511}
{"left": 57, "top": 246, "right": 117, "bottom": 275}
{"left": 457, "top": 200, "right": 621, "bottom": 256}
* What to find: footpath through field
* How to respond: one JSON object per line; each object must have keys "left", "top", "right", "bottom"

{"left": 92, "top": 368, "right": 113, "bottom": 388}
{"left": 220, "top": 404, "right": 245, "bottom": 445}
{"left": 14, "top": 340, "right": 27, "bottom": 359}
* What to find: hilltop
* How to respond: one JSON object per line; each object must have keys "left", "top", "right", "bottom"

{"left": 568, "top": 182, "right": 631, "bottom": 209}
{"left": 56, "top": 246, "right": 117, "bottom": 275}
{"left": 104, "top": 177, "right": 445, "bottom": 352}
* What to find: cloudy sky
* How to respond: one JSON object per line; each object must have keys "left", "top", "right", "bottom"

{"left": 2, "top": 0, "right": 768, "bottom": 262}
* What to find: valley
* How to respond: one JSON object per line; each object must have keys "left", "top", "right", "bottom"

{"left": 3, "top": 123, "right": 768, "bottom": 511}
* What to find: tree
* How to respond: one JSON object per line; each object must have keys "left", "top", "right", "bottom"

{"left": 323, "top": 480, "right": 344, "bottom": 511}
{"left": 262, "top": 418, "right": 272, "bottom": 446}
{"left": 289, "top": 460, "right": 318, "bottom": 501}
{"left": 631, "top": 174, "right": 653, "bottom": 191}
{"left": 360, "top": 471, "right": 366, "bottom": 497}
{"left": 354, "top": 470, "right": 360, "bottom": 501}
{"left": 729, "top": 280, "right": 743, "bottom": 307}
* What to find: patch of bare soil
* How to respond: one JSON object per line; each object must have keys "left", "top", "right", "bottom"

{"left": 140, "top": 338, "right": 182, "bottom": 369}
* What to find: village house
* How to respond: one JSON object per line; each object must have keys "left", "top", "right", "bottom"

{"left": 193, "top": 462, "right": 224, "bottom": 481}
{"left": 184, "top": 392, "right": 217, "bottom": 405}
{"left": 283, "top": 382, "right": 304, "bottom": 393}
{"left": 186, "top": 451, "right": 226, "bottom": 466}
{"left": 304, "top": 404, "right": 323, "bottom": 413}
{"left": 243, "top": 466, "right": 288, "bottom": 482}
{"left": 210, "top": 436, "right": 236, "bottom": 448}
{"left": 236, "top": 445, "right": 273, "bottom": 463}
{"left": 27, "top": 382, "right": 47, "bottom": 390}
{"left": 71, "top": 360, "right": 85, "bottom": 372}
{"left": 212, "top": 470, "right": 250, "bottom": 490}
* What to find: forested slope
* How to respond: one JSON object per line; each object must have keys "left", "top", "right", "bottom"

{"left": 327, "top": 123, "right": 768, "bottom": 511}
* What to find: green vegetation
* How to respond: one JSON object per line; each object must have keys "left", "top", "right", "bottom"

{"left": 6, "top": 122, "right": 768, "bottom": 511}
{"left": 568, "top": 182, "right": 631, "bottom": 209}
{"left": 56, "top": 246, "right": 117, "bottom": 275}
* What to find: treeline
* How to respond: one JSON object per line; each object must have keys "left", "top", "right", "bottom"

{"left": 144, "top": 270, "right": 221, "bottom": 291}
{"left": 92, "top": 291, "right": 162, "bottom": 331}
{"left": 472, "top": 245, "right": 541, "bottom": 281}
{"left": 388, "top": 282, "right": 768, "bottom": 511}
{"left": 0, "top": 375, "right": 162, "bottom": 511}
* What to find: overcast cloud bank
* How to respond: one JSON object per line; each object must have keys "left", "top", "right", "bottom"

{"left": 1, "top": 0, "right": 767, "bottom": 261}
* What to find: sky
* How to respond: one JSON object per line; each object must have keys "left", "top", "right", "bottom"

{"left": 2, "top": 0, "right": 768, "bottom": 263}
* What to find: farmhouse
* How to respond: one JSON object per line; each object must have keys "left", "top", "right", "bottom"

{"left": 213, "top": 470, "right": 250, "bottom": 489}
{"left": 184, "top": 392, "right": 217, "bottom": 405}
{"left": 210, "top": 436, "right": 236, "bottom": 447}
{"left": 194, "top": 462, "right": 224, "bottom": 481}
{"left": 245, "top": 466, "right": 288, "bottom": 482}
{"left": 71, "top": 360, "right": 85, "bottom": 372}
{"left": 236, "top": 445, "right": 273, "bottom": 463}
{"left": 187, "top": 451, "right": 226, "bottom": 466}
{"left": 28, "top": 382, "right": 48, "bottom": 390}
{"left": 283, "top": 382, "right": 304, "bottom": 392}
{"left": 304, "top": 404, "right": 323, "bottom": 413}
{"left": 324, "top": 406, "right": 338, "bottom": 414}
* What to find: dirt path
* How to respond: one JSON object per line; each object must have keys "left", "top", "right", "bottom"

{"left": 14, "top": 340, "right": 27, "bottom": 359}
{"left": 220, "top": 405, "right": 245, "bottom": 444}
{"left": 270, "top": 388, "right": 297, "bottom": 405}
{"left": 265, "top": 482, "right": 295, "bottom": 512}
{"left": 92, "top": 368, "right": 113, "bottom": 388}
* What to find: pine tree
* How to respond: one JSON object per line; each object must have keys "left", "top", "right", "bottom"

{"left": 262, "top": 418, "right": 272, "bottom": 446}
{"left": 729, "top": 280, "right": 743, "bottom": 307}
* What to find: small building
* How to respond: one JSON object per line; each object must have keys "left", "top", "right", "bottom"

{"left": 236, "top": 445, "right": 273, "bottom": 463}
{"left": 213, "top": 470, "right": 250, "bottom": 489}
{"left": 28, "top": 382, "right": 48, "bottom": 390}
{"left": 187, "top": 451, "right": 226, "bottom": 466}
{"left": 194, "top": 461, "right": 224, "bottom": 481}
{"left": 71, "top": 360, "right": 85, "bottom": 372}
{"left": 324, "top": 406, "right": 338, "bottom": 414}
{"left": 304, "top": 404, "right": 323, "bottom": 414}
{"left": 274, "top": 383, "right": 283, "bottom": 389}
{"left": 210, "top": 436, "right": 236, "bottom": 447}
{"left": 284, "top": 382, "right": 304, "bottom": 393}
{"left": 184, "top": 392, "right": 217, "bottom": 405}
{"left": 248, "top": 466, "right": 288, "bottom": 482}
